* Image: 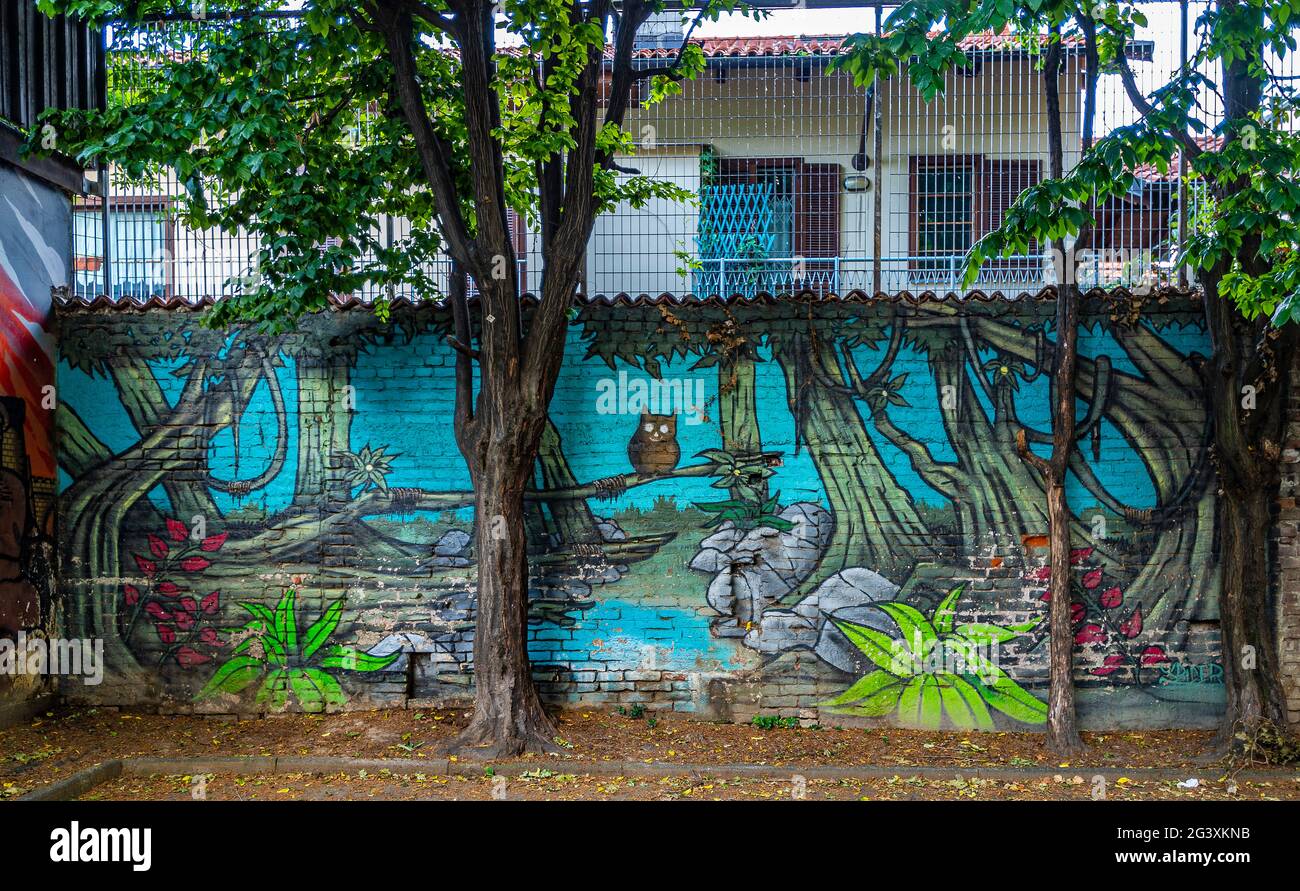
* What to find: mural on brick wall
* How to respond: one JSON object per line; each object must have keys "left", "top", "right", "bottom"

{"left": 0, "top": 165, "right": 63, "bottom": 645}
{"left": 55, "top": 293, "right": 1226, "bottom": 726}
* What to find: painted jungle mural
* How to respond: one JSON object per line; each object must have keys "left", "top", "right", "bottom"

{"left": 54, "top": 292, "right": 1226, "bottom": 727}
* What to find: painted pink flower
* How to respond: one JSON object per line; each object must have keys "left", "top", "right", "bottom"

{"left": 147, "top": 534, "right": 169, "bottom": 559}
{"left": 173, "top": 611, "right": 194, "bottom": 631}
{"left": 180, "top": 556, "right": 211, "bottom": 572}
{"left": 1070, "top": 602, "right": 1086, "bottom": 624}
{"left": 1039, "top": 590, "right": 1051, "bottom": 602}
{"left": 200, "top": 591, "right": 220, "bottom": 615}
{"left": 178, "top": 597, "right": 198, "bottom": 613}
{"left": 145, "top": 602, "right": 168, "bottom": 620}
{"left": 156, "top": 581, "right": 180, "bottom": 596}
{"left": 1070, "top": 547, "right": 1094, "bottom": 566}
{"left": 199, "top": 533, "right": 227, "bottom": 552}
{"left": 1082, "top": 568, "right": 1103, "bottom": 589}
{"left": 1120, "top": 606, "right": 1144, "bottom": 640}
{"left": 1099, "top": 587, "right": 1123, "bottom": 609}
{"left": 166, "top": 518, "right": 190, "bottom": 542}
{"left": 1091, "top": 654, "right": 1125, "bottom": 676}
{"left": 156, "top": 624, "right": 176, "bottom": 644}
{"left": 123, "top": 585, "right": 140, "bottom": 606}
{"left": 1075, "top": 624, "right": 1105, "bottom": 645}
{"left": 1029, "top": 566, "right": 1051, "bottom": 581}
{"left": 175, "top": 646, "right": 210, "bottom": 668}
{"left": 199, "top": 628, "right": 221, "bottom": 646}
{"left": 1140, "top": 645, "right": 1170, "bottom": 667}
{"left": 133, "top": 554, "right": 156, "bottom": 577}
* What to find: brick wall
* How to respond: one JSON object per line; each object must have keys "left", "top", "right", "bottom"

{"left": 54, "top": 294, "right": 1235, "bottom": 729}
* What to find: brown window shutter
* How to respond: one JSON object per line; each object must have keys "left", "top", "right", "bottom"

{"left": 980, "top": 159, "right": 1040, "bottom": 270}
{"left": 795, "top": 162, "right": 841, "bottom": 292}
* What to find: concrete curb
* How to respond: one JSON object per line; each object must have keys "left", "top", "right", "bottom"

{"left": 17, "top": 755, "right": 1299, "bottom": 800}
{"left": 21, "top": 760, "right": 123, "bottom": 801}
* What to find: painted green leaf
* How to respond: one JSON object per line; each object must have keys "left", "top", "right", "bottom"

{"left": 952, "top": 622, "right": 1020, "bottom": 646}
{"left": 830, "top": 682, "right": 903, "bottom": 717}
{"left": 196, "top": 656, "right": 265, "bottom": 699}
{"left": 898, "top": 675, "right": 942, "bottom": 729}
{"left": 301, "top": 598, "right": 344, "bottom": 660}
{"left": 255, "top": 668, "right": 290, "bottom": 711}
{"left": 274, "top": 589, "right": 298, "bottom": 657}
{"left": 821, "top": 669, "right": 900, "bottom": 707}
{"left": 238, "top": 601, "right": 275, "bottom": 629}
{"left": 969, "top": 675, "right": 1047, "bottom": 725}
{"left": 831, "top": 620, "right": 900, "bottom": 673}
{"left": 289, "top": 667, "right": 346, "bottom": 713}
{"left": 317, "top": 646, "right": 399, "bottom": 672}
{"left": 948, "top": 675, "right": 996, "bottom": 731}
{"left": 877, "top": 602, "right": 938, "bottom": 656}
{"left": 932, "top": 583, "right": 965, "bottom": 635}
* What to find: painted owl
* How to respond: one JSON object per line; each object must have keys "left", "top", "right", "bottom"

{"left": 628, "top": 412, "right": 680, "bottom": 477}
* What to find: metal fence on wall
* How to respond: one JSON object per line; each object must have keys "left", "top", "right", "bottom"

{"left": 63, "top": 3, "right": 1261, "bottom": 305}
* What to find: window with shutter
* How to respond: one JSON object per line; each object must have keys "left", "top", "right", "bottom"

{"left": 909, "top": 155, "right": 977, "bottom": 284}
{"left": 980, "top": 159, "right": 1040, "bottom": 274}
{"left": 795, "top": 162, "right": 842, "bottom": 294}
{"left": 707, "top": 157, "right": 841, "bottom": 294}
{"left": 909, "top": 155, "right": 1040, "bottom": 283}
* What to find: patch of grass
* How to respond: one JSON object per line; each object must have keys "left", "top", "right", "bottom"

{"left": 751, "top": 715, "right": 800, "bottom": 730}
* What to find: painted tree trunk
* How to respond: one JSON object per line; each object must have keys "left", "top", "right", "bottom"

{"left": 293, "top": 351, "right": 352, "bottom": 511}
{"left": 107, "top": 353, "right": 219, "bottom": 522}
{"left": 535, "top": 418, "right": 600, "bottom": 546}
{"left": 775, "top": 334, "right": 934, "bottom": 588}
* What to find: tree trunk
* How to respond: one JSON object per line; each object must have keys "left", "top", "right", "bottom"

{"left": 1204, "top": 274, "right": 1295, "bottom": 737}
{"left": 450, "top": 452, "right": 559, "bottom": 757}
{"left": 1217, "top": 478, "right": 1288, "bottom": 729}
{"left": 1206, "top": 0, "right": 1294, "bottom": 742}
{"left": 1020, "top": 30, "right": 1084, "bottom": 755}
{"left": 1044, "top": 478, "right": 1082, "bottom": 750}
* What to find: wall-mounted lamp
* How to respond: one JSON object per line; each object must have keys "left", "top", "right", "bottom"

{"left": 843, "top": 174, "right": 871, "bottom": 192}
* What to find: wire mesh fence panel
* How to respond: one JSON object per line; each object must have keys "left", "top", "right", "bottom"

{"left": 63, "top": 3, "right": 1296, "bottom": 306}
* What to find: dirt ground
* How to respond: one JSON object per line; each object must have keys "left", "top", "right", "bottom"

{"left": 76, "top": 769, "right": 1297, "bottom": 801}
{"left": 2, "top": 705, "right": 1297, "bottom": 801}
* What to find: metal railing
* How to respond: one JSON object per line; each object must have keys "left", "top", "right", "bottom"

{"left": 61, "top": 4, "right": 1245, "bottom": 306}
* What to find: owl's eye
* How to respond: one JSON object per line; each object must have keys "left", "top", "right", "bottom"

{"left": 643, "top": 423, "right": 654, "bottom": 433}
{"left": 658, "top": 424, "right": 669, "bottom": 434}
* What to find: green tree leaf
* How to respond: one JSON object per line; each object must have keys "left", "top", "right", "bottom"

{"left": 255, "top": 669, "right": 290, "bottom": 711}
{"left": 952, "top": 622, "right": 1022, "bottom": 646}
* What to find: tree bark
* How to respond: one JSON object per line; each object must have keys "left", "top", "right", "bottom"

{"left": 1016, "top": 29, "right": 1084, "bottom": 755}
{"left": 452, "top": 449, "right": 559, "bottom": 756}
{"left": 1204, "top": 0, "right": 1294, "bottom": 741}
